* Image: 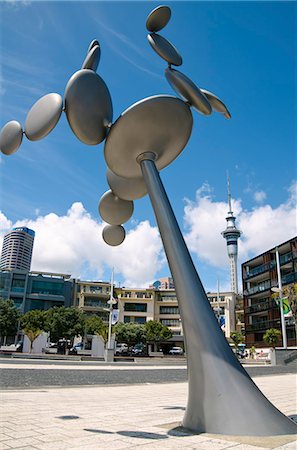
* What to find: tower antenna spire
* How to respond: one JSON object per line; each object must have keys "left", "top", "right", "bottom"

{"left": 221, "top": 174, "right": 241, "bottom": 294}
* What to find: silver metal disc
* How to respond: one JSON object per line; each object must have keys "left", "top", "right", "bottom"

{"left": 88, "top": 39, "right": 100, "bottom": 53}
{"left": 106, "top": 168, "right": 147, "bottom": 201}
{"left": 81, "top": 45, "right": 101, "bottom": 71}
{"left": 24, "top": 93, "right": 63, "bottom": 141}
{"left": 0, "top": 121, "right": 23, "bottom": 155}
{"left": 99, "top": 190, "right": 134, "bottom": 225}
{"left": 200, "top": 89, "right": 231, "bottom": 119}
{"left": 146, "top": 5, "right": 171, "bottom": 32}
{"left": 102, "top": 224, "right": 125, "bottom": 246}
{"left": 165, "top": 68, "right": 212, "bottom": 115}
{"left": 148, "top": 33, "right": 182, "bottom": 66}
{"left": 64, "top": 69, "right": 113, "bottom": 145}
{"left": 104, "top": 95, "right": 193, "bottom": 179}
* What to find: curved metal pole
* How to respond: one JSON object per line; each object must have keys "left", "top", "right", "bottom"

{"left": 139, "top": 154, "right": 297, "bottom": 436}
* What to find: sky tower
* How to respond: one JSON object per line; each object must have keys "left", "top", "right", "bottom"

{"left": 221, "top": 177, "right": 241, "bottom": 294}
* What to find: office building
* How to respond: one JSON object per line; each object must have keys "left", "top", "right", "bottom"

{"left": 0, "top": 269, "right": 74, "bottom": 313}
{"left": 0, "top": 227, "right": 35, "bottom": 271}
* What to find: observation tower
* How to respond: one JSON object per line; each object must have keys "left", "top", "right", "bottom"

{"left": 221, "top": 178, "right": 241, "bottom": 294}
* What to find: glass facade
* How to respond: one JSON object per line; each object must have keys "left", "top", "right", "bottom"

{"left": 31, "top": 280, "right": 64, "bottom": 296}
{"left": 124, "top": 303, "right": 147, "bottom": 312}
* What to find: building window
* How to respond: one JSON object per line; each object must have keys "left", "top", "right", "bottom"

{"left": 31, "top": 280, "right": 64, "bottom": 296}
{"left": 124, "top": 303, "right": 147, "bottom": 312}
{"left": 159, "top": 306, "right": 179, "bottom": 314}
{"left": 160, "top": 319, "right": 180, "bottom": 327}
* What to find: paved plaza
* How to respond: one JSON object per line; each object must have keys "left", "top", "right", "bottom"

{"left": 0, "top": 361, "right": 296, "bottom": 450}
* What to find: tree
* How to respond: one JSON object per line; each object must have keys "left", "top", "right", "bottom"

{"left": 113, "top": 322, "right": 146, "bottom": 346}
{"left": 145, "top": 320, "right": 172, "bottom": 343}
{"left": 21, "top": 309, "right": 47, "bottom": 353}
{"left": 21, "top": 309, "right": 46, "bottom": 332}
{"left": 0, "top": 298, "right": 20, "bottom": 344}
{"left": 84, "top": 315, "right": 108, "bottom": 343}
{"left": 263, "top": 328, "right": 281, "bottom": 348}
{"left": 230, "top": 331, "right": 244, "bottom": 349}
{"left": 44, "top": 307, "right": 85, "bottom": 342}
{"left": 23, "top": 328, "right": 43, "bottom": 353}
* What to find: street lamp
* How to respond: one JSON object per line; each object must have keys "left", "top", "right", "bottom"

{"left": 103, "top": 268, "right": 117, "bottom": 362}
{"left": 271, "top": 247, "right": 287, "bottom": 349}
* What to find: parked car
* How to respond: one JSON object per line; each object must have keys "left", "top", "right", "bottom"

{"left": 169, "top": 346, "right": 184, "bottom": 355}
{"left": 69, "top": 342, "right": 83, "bottom": 355}
{"left": 131, "top": 343, "right": 147, "bottom": 356}
{"left": 115, "top": 343, "right": 129, "bottom": 355}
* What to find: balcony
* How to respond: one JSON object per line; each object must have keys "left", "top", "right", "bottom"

{"left": 244, "top": 280, "right": 271, "bottom": 296}
{"left": 245, "top": 319, "right": 280, "bottom": 332}
{"left": 245, "top": 299, "right": 278, "bottom": 314}
{"left": 244, "top": 261, "right": 276, "bottom": 280}
{"left": 282, "top": 272, "right": 297, "bottom": 285}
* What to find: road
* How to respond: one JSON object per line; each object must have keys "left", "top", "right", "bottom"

{"left": 0, "top": 358, "right": 296, "bottom": 389}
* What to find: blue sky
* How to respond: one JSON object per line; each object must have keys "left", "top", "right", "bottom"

{"left": 0, "top": 1, "right": 296, "bottom": 291}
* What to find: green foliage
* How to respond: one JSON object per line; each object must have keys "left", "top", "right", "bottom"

{"left": 145, "top": 320, "right": 172, "bottom": 342}
{"left": 230, "top": 331, "right": 244, "bottom": 348}
{"left": 44, "top": 307, "right": 85, "bottom": 342}
{"left": 84, "top": 315, "right": 108, "bottom": 343}
{"left": 113, "top": 322, "right": 146, "bottom": 346}
{"left": 21, "top": 309, "right": 46, "bottom": 332}
{"left": 263, "top": 328, "right": 281, "bottom": 348}
{"left": 0, "top": 298, "right": 20, "bottom": 338}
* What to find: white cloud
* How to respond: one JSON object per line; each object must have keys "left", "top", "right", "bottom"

{"left": 1, "top": 203, "right": 164, "bottom": 287}
{"left": 183, "top": 181, "right": 297, "bottom": 274}
{"left": 253, "top": 190, "right": 267, "bottom": 203}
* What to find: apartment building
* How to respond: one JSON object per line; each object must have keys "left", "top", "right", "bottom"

{"left": 74, "top": 280, "right": 111, "bottom": 322}
{"left": 242, "top": 236, "right": 297, "bottom": 347}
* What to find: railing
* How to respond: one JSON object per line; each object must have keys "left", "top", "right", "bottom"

{"left": 245, "top": 280, "right": 271, "bottom": 295}
{"left": 282, "top": 272, "right": 297, "bottom": 285}
{"left": 245, "top": 319, "right": 281, "bottom": 332}
{"left": 244, "top": 261, "right": 276, "bottom": 280}
{"left": 245, "top": 299, "right": 278, "bottom": 314}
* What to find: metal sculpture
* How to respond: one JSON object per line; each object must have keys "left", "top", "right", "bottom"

{"left": 1, "top": 3, "right": 296, "bottom": 437}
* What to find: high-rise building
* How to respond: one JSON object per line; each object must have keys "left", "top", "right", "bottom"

{"left": 0, "top": 227, "right": 35, "bottom": 271}
{"left": 221, "top": 178, "right": 241, "bottom": 293}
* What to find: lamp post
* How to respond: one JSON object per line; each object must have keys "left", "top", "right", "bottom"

{"left": 104, "top": 268, "right": 117, "bottom": 362}
{"left": 271, "top": 248, "right": 287, "bottom": 349}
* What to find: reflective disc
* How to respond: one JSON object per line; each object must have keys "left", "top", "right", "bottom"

{"left": 146, "top": 5, "right": 171, "bottom": 32}
{"left": 147, "top": 33, "right": 182, "bottom": 66}
{"left": 0, "top": 121, "right": 23, "bottom": 155}
{"left": 104, "top": 95, "right": 193, "bottom": 179}
{"left": 102, "top": 224, "right": 125, "bottom": 246}
{"left": 24, "top": 93, "right": 63, "bottom": 141}
{"left": 106, "top": 168, "right": 147, "bottom": 201}
{"left": 64, "top": 69, "right": 113, "bottom": 145}
{"left": 165, "top": 68, "right": 212, "bottom": 115}
{"left": 81, "top": 45, "right": 101, "bottom": 71}
{"left": 200, "top": 89, "right": 231, "bottom": 119}
{"left": 99, "top": 190, "right": 134, "bottom": 225}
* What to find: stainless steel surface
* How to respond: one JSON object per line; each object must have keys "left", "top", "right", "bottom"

{"left": 102, "top": 224, "right": 126, "bottom": 246}
{"left": 81, "top": 45, "right": 100, "bottom": 71}
{"left": 201, "top": 88, "right": 231, "bottom": 119}
{"left": 0, "top": 120, "right": 23, "bottom": 155}
{"left": 146, "top": 5, "right": 171, "bottom": 32}
{"left": 104, "top": 95, "right": 192, "bottom": 178}
{"left": 107, "top": 168, "right": 147, "bottom": 201}
{"left": 24, "top": 93, "right": 63, "bottom": 141}
{"left": 99, "top": 190, "right": 133, "bottom": 225}
{"left": 165, "top": 68, "right": 212, "bottom": 115}
{"left": 64, "top": 69, "right": 112, "bottom": 145}
{"left": 140, "top": 155, "right": 297, "bottom": 436}
{"left": 87, "top": 39, "right": 100, "bottom": 53}
{"left": 147, "top": 33, "right": 182, "bottom": 66}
